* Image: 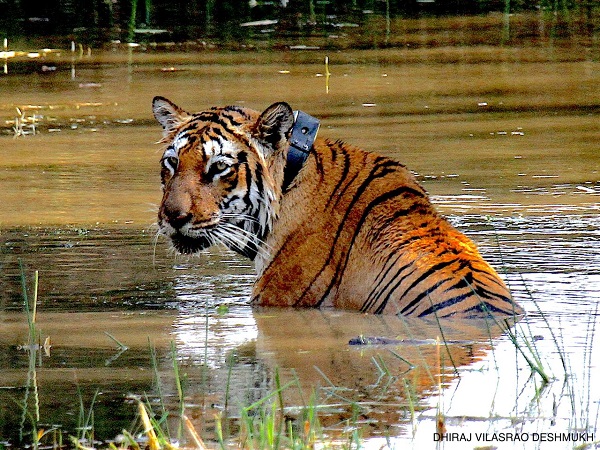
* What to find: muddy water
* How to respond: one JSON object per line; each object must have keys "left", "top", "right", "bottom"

{"left": 0, "top": 47, "right": 599, "bottom": 447}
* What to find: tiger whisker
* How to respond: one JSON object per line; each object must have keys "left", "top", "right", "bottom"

{"left": 152, "top": 229, "right": 162, "bottom": 266}
{"left": 213, "top": 228, "right": 254, "bottom": 256}
{"left": 146, "top": 203, "right": 159, "bottom": 213}
{"left": 219, "top": 222, "right": 272, "bottom": 253}
{"left": 218, "top": 215, "right": 272, "bottom": 248}
{"left": 220, "top": 213, "right": 260, "bottom": 223}
{"left": 216, "top": 224, "right": 270, "bottom": 259}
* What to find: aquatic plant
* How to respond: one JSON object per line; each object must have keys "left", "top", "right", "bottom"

{"left": 12, "top": 107, "right": 37, "bottom": 138}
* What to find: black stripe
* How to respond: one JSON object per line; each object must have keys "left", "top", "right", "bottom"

{"left": 314, "top": 259, "right": 344, "bottom": 307}
{"left": 461, "top": 301, "right": 515, "bottom": 317}
{"left": 392, "top": 276, "right": 454, "bottom": 315}
{"left": 210, "top": 126, "right": 225, "bottom": 139}
{"left": 222, "top": 194, "right": 241, "bottom": 209}
{"left": 213, "top": 116, "right": 237, "bottom": 131}
{"left": 312, "top": 144, "right": 328, "bottom": 185}
{"left": 470, "top": 284, "right": 512, "bottom": 302}
{"left": 368, "top": 230, "right": 431, "bottom": 295}
{"left": 181, "top": 121, "right": 205, "bottom": 135}
{"left": 368, "top": 202, "right": 428, "bottom": 245}
{"left": 195, "top": 111, "right": 220, "bottom": 122}
{"left": 417, "top": 292, "right": 471, "bottom": 317}
{"left": 222, "top": 111, "right": 244, "bottom": 126}
{"left": 396, "top": 260, "right": 462, "bottom": 314}
{"left": 241, "top": 162, "right": 254, "bottom": 210}
{"left": 223, "top": 105, "right": 252, "bottom": 119}
{"left": 470, "top": 265, "right": 507, "bottom": 288}
{"left": 361, "top": 260, "right": 417, "bottom": 312}
{"left": 330, "top": 149, "right": 371, "bottom": 210}
{"left": 365, "top": 237, "right": 450, "bottom": 311}
{"left": 325, "top": 144, "right": 351, "bottom": 208}
{"left": 254, "top": 161, "right": 265, "bottom": 201}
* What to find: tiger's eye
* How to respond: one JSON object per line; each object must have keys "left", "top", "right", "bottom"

{"left": 214, "top": 161, "right": 229, "bottom": 172}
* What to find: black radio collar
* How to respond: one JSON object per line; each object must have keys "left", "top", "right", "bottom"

{"left": 282, "top": 110, "right": 320, "bottom": 192}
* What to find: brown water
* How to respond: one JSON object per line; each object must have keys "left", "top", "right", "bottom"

{"left": 0, "top": 45, "right": 599, "bottom": 448}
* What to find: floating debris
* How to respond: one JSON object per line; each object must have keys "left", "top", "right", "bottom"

{"left": 349, "top": 336, "right": 403, "bottom": 346}
{"left": 329, "top": 22, "right": 359, "bottom": 28}
{"left": 278, "top": 70, "right": 290, "bottom": 74}
{"left": 362, "top": 102, "right": 377, "bottom": 107}
{"left": 133, "top": 28, "right": 168, "bottom": 35}
{"left": 289, "top": 45, "right": 320, "bottom": 50}
{"left": 240, "top": 19, "right": 278, "bottom": 27}
{"left": 12, "top": 107, "right": 38, "bottom": 137}
{"left": 576, "top": 186, "right": 596, "bottom": 194}
{"left": 75, "top": 102, "right": 103, "bottom": 107}
{"left": 78, "top": 82, "right": 102, "bottom": 88}
{"left": 478, "top": 102, "right": 488, "bottom": 107}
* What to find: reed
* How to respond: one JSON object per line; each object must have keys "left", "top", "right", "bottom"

{"left": 74, "top": 388, "right": 100, "bottom": 447}
{"left": 18, "top": 262, "right": 42, "bottom": 446}
{"left": 170, "top": 340, "right": 186, "bottom": 440}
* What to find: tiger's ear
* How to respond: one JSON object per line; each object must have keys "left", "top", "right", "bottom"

{"left": 152, "top": 96, "right": 190, "bottom": 134}
{"left": 254, "top": 102, "right": 294, "bottom": 156}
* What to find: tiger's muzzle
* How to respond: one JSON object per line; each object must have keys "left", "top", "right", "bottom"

{"left": 159, "top": 206, "right": 220, "bottom": 255}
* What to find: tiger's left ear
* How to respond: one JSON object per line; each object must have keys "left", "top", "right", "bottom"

{"left": 254, "top": 102, "right": 295, "bottom": 156}
{"left": 152, "top": 96, "right": 190, "bottom": 135}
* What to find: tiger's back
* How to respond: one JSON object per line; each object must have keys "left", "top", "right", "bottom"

{"left": 253, "top": 139, "right": 521, "bottom": 318}
{"left": 152, "top": 97, "right": 523, "bottom": 319}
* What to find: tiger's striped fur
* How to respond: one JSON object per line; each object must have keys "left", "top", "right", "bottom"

{"left": 152, "top": 97, "right": 523, "bottom": 319}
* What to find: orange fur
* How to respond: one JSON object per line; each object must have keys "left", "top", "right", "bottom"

{"left": 152, "top": 97, "right": 523, "bottom": 318}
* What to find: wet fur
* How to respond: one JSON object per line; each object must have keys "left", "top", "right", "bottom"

{"left": 152, "top": 97, "right": 523, "bottom": 319}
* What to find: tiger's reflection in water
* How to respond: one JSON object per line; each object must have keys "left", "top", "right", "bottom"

{"left": 168, "top": 270, "right": 512, "bottom": 439}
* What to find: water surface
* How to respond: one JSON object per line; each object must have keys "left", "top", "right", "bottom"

{"left": 0, "top": 44, "right": 599, "bottom": 448}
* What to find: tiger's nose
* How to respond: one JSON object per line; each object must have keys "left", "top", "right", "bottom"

{"left": 167, "top": 211, "right": 193, "bottom": 230}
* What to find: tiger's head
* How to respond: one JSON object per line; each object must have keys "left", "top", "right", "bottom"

{"left": 152, "top": 96, "right": 294, "bottom": 260}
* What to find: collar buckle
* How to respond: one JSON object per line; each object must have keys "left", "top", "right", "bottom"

{"left": 282, "top": 111, "right": 320, "bottom": 192}
{"left": 290, "top": 110, "right": 320, "bottom": 152}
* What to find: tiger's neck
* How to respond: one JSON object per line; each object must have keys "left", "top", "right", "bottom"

{"left": 253, "top": 138, "right": 337, "bottom": 277}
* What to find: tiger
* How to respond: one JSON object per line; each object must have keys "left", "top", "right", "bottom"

{"left": 152, "top": 96, "right": 524, "bottom": 319}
